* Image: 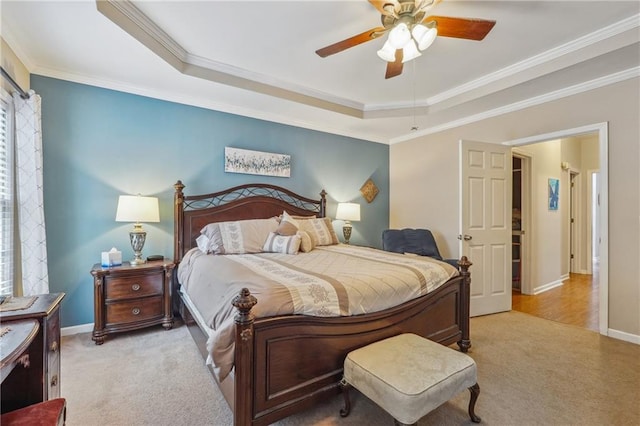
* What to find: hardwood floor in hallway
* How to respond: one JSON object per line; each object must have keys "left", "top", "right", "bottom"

{"left": 512, "top": 272, "right": 599, "bottom": 332}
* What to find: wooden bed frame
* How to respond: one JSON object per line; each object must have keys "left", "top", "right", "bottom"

{"left": 172, "top": 180, "right": 472, "bottom": 426}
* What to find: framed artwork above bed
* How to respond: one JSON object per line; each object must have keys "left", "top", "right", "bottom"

{"left": 224, "top": 147, "right": 291, "bottom": 177}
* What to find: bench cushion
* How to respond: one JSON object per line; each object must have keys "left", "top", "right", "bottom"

{"left": 344, "top": 333, "right": 476, "bottom": 424}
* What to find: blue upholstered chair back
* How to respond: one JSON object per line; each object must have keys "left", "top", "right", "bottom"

{"left": 382, "top": 229, "right": 459, "bottom": 268}
{"left": 382, "top": 229, "right": 443, "bottom": 260}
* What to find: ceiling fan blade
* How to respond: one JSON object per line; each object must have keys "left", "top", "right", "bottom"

{"left": 368, "top": 0, "right": 399, "bottom": 16}
{"left": 316, "top": 27, "right": 387, "bottom": 58}
{"left": 425, "top": 16, "right": 496, "bottom": 41}
{"left": 385, "top": 49, "right": 403, "bottom": 79}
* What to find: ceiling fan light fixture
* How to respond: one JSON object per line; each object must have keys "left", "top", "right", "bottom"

{"left": 412, "top": 23, "right": 438, "bottom": 51}
{"left": 377, "top": 40, "right": 397, "bottom": 62}
{"left": 401, "top": 39, "right": 421, "bottom": 63}
{"left": 388, "top": 23, "right": 411, "bottom": 49}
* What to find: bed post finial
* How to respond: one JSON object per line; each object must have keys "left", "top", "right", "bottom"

{"left": 233, "top": 288, "right": 258, "bottom": 324}
{"left": 320, "top": 189, "right": 327, "bottom": 217}
{"left": 174, "top": 180, "right": 184, "bottom": 195}
{"left": 458, "top": 256, "right": 472, "bottom": 273}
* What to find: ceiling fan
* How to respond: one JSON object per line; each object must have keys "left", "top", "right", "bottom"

{"left": 316, "top": 0, "right": 496, "bottom": 79}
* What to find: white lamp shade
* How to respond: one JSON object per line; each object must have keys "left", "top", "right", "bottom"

{"left": 377, "top": 40, "right": 397, "bottom": 62}
{"left": 401, "top": 40, "right": 422, "bottom": 63}
{"left": 412, "top": 24, "right": 438, "bottom": 51}
{"left": 115, "top": 195, "right": 160, "bottom": 223}
{"left": 335, "top": 203, "right": 361, "bottom": 222}
{"left": 388, "top": 23, "right": 411, "bottom": 49}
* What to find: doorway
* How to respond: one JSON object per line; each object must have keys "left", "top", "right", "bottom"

{"left": 504, "top": 123, "right": 608, "bottom": 335}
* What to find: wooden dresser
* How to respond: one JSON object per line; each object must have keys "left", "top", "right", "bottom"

{"left": 90, "top": 260, "right": 175, "bottom": 344}
{"left": 0, "top": 292, "right": 65, "bottom": 413}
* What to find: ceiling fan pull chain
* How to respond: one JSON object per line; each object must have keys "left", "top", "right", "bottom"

{"left": 411, "top": 59, "right": 418, "bottom": 131}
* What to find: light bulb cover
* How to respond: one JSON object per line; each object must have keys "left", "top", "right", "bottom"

{"left": 388, "top": 23, "right": 411, "bottom": 49}
{"left": 401, "top": 39, "right": 421, "bottom": 63}
{"left": 377, "top": 40, "right": 397, "bottom": 62}
{"left": 412, "top": 24, "right": 438, "bottom": 51}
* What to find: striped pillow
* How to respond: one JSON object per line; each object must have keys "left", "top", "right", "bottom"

{"left": 298, "top": 217, "right": 339, "bottom": 246}
{"left": 263, "top": 232, "right": 301, "bottom": 255}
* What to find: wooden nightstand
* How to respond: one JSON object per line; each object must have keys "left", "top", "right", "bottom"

{"left": 90, "top": 260, "right": 175, "bottom": 345}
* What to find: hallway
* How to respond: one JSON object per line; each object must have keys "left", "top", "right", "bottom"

{"left": 512, "top": 272, "right": 599, "bottom": 332}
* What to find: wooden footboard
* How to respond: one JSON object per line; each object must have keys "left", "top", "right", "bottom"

{"left": 230, "top": 257, "right": 471, "bottom": 426}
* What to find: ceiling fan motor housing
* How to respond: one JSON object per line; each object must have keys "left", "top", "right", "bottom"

{"left": 381, "top": 0, "right": 433, "bottom": 30}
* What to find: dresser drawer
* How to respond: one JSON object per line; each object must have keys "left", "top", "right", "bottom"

{"left": 106, "top": 296, "right": 163, "bottom": 325}
{"left": 105, "top": 272, "right": 163, "bottom": 300}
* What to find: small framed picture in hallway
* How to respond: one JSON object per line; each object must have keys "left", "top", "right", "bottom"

{"left": 548, "top": 178, "right": 559, "bottom": 210}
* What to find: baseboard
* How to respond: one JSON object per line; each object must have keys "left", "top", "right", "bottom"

{"left": 61, "top": 323, "right": 93, "bottom": 336}
{"left": 532, "top": 279, "right": 564, "bottom": 295}
{"left": 607, "top": 328, "right": 640, "bottom": 345}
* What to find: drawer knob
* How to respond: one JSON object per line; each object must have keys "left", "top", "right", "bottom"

{"left": 132, "top": 308, "right": 141, "bottom": 315}
{"left": 131, "top": 284, "right": 141, "bottom": 291}
{"left": 50, "top": 341, "right": 58, "bottom": 353}
{"left": 51, "top": 375, "right": 58, "bottom": 387}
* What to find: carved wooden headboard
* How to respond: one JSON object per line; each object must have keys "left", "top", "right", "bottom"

{"left": 173, "top": 181, "right": 327, "bottom": 262}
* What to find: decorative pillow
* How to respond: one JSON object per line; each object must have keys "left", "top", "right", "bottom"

{"left": 276, "top": 211, "right": 299, "bottom": 236}
{"left": 298, "top": 217, "right": 339, "bottom": 246}
{"left": 296, "top": 230, "right": 315, "bottom": 253}
{"left": 196, "top": 234, "right": 210, "bottom": 253}
{"left": 263, "top": 232, "right": 301, "bottom": 255}
{"left": 200, "top": 217, "right": 278, "bottom": 254}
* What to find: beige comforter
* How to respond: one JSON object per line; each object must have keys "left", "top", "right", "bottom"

{"left": 177, "top": 244, "right": 458, "bottom": 380}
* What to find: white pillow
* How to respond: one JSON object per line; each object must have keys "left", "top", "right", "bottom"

{"left": 196, "top": 234, "right": 210, "bottom": 253}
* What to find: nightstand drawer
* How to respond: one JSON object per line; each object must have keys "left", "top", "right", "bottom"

{"left": 105, "top": 273, "right": 163, "bottom": 300}
{"left": 106, "top": 296, "right": 163, "bottom": 325}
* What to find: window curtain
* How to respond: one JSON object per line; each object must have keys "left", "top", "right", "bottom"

{"left": 13, "top": 91, "right": 49, "bottom": 296}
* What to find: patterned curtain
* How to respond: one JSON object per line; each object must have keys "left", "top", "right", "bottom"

{"left": 13, "top": 91, "right": 49, "bottom": 295}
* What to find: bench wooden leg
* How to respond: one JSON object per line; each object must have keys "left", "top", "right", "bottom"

{"left": 468, "top": 383, "right": 481, "bottom": 423}
{"left": 340, "top": 381, "right": 351, "bottom": 417}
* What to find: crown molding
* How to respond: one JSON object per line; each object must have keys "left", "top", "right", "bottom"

{"left": 29, "top": 65, "right": 388, "bottom": 144}
{"left": 366, "top": 13, "right": 640, "bottom": 113}
{"left": 97, "top": 0, "right": 364, "bottom": 118}
{"left": 389, "top": 66, "right": 639, "bottom": 144}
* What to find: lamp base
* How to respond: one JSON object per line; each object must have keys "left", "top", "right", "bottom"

{"left": 129, "top": 229, "right": 147, "bottom": 266}
{"left": 130, "top": 256, "right": 146, "bottom": 266}
{"left": 342, "top": 223, "right": 353, "bottom": 245}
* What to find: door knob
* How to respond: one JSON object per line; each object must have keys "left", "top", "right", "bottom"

{"left": 458, "top": 234, "right": 473, "bottom": 241}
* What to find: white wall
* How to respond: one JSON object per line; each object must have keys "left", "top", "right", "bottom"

{"left": 390, "top": 77, "right": 640, "bottom": 339}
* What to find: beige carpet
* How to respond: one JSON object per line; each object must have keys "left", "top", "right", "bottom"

{"left": 61, "top": 312, "right": 640, "bottom": 425}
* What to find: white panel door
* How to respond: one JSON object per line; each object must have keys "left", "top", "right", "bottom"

{"left": 460, "top": 140, "right": 512, "bottom": 317}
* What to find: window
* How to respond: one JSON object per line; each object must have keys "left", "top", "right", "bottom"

{"left": 0, "top": 91, "right": 14, "bottom": 296}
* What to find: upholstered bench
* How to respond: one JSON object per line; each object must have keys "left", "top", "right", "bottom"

{"left": 340, "top": 333, "right": 480, "bottom": 425}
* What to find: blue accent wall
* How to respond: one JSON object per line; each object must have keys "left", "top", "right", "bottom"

{"left": 31, "top": 75, "right": 389, "bottom": 328}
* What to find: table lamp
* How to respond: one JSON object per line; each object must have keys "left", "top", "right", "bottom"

{"left": 335, "top": 202, "right": 360, "bottom": 244}
{"left": 115, "top": 194, "right": 160, "bottom": 265}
